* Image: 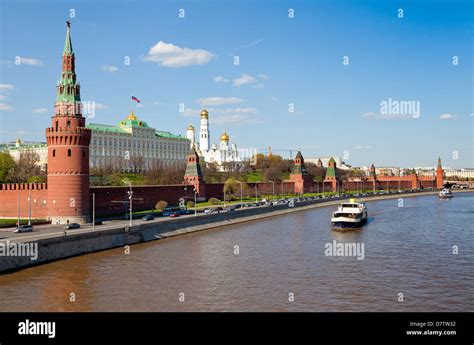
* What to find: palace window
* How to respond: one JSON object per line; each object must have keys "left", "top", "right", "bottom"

{"left": 53, "top": 149, "right": 56, "bottom": 157}
{"left": 68, "top": 149, "right": 71, "bottom": 157}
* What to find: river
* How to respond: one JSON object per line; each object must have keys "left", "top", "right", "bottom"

{"left": 0, "top": 193, "right": 473, "bottom": 312}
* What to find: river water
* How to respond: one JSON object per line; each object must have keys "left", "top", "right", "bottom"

{"left": 0, "top": 193, "right": 473, "bottom": 312}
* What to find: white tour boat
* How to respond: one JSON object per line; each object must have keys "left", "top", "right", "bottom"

{"left": 331, "top": 199, "right": 368, "bottom": 231}
{"left": 439, "top": 188, "right": 453, "bottom": 199}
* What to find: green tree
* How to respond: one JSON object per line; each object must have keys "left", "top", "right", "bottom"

{"left": 0, "top": 152, "right": 15, "bottom": 182}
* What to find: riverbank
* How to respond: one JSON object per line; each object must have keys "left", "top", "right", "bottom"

{"left": 0, "top": 189, "right": 471, "bottom": 274}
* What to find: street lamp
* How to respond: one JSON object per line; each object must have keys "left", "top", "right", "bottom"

{"left": 127, "top": 182, "right": 133, "bottom": 227}
{"left": 237, "top": 180, "right": 243, "bottom": 207}
{"left": 268, "top": 180, "right": 275, "bottom": 202}
{"left": 255, "top": 182, "right": 260, "bottom": 202}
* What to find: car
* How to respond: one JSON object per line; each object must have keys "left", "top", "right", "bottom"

{"left": 65, "top": 223, "right": 80, "bottom": 230}
{"left": 93, "top": 220, "right": 103, "bottom": 225}
{"left": 169, "top": 212, "right": 180, "bottom": 218}
{"left": 204, "top": 208, "right": 212, "bottom": 214}
{"left": 142, "top": 214, "right": 154, "bottom": 221}
{"left": 14, "top": 224, "right": 33, "bottom": 233}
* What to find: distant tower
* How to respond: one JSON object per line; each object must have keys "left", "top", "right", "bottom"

{"left": 317, "top": 158, "right": 323, "bottom": 168}
{"left": 46, "top": 21, "right": 91, "bottom": 224}
{"left": 290, "top": 151, "right": 313, "bottom": 194}
{"left": 436, "top": 156, "right": 444, "bottom": 189}
{"left": 186, "top": 124, "right": 195, "bottom": 149}
{"left": 369, "top": 164, "right": 377, "bottom": 179}
{"left": 183, "top": 145, "right": 205, "bottom": 196}
{"left": 199, "top": 109, "right": 210, "bottom": 152}
{"left": 324, "top": 157, "right": 339, "bottom": 191}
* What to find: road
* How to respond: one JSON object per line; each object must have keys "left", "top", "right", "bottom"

{"left": 1, "top": 189, "right": 471, "bottom": 244}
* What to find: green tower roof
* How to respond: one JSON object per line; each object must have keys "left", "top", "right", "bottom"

{"left": 63, "top": 22, "right": 74, "bottom": 56}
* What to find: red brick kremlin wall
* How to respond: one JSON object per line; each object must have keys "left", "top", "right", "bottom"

{"left": 0, "top": 177, "right": 440, "bottom": 219}
{"left": 0, "top": 183, "right": 48, "bottom": 218}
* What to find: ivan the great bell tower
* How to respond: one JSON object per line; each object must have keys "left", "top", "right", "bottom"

{"left": 46, "top": 21, "right": 91, "bottom": 224}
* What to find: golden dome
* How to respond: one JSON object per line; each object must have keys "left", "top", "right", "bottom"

{"left": 220, "top": 131, "right": 229, "bottom": 142}
{"left": 187, "top": 124, "right": 195, "bottom": 131}
{"left": 200, "top": 109, "right": 209, "bottom": 118}
{"left": 127, "top": 111, "right": 137, "bottom": 121}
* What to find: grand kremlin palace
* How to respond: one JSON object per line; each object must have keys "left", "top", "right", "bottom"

{"left": 1, "top": 111, "right": 190, "bottom": 171}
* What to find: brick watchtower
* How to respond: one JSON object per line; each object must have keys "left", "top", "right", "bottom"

{"left": 436, "top": 156, "right": 444, "bottom": 189}
{"left": 183, "top": 145, "right": 206, "bottom": 196}
{"left": 290, "top": 151, "right": 313, "bottom": 194}
{"left": 46, "top": 21, "right": 91, "bottom": 224}
{"left": 324, "top": 157, "right": 340, "bottom": 192}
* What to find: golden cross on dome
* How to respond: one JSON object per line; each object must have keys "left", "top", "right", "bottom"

{"left": 66, "top": 20, "right": 71, "bottom": 28}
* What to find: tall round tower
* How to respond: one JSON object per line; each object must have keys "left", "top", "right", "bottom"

{"left": 199, "top": 109, "right": 210, "bottom": 152}
{"left": 46, "top": 21, "right": 91, "bottom": 224}
{"left": 186, "top": 124, "right": 195, "bottom": 149}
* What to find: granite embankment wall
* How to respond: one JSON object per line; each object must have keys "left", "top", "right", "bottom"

{"left": 1, "top": 189, "right": 462, "bottom": 274}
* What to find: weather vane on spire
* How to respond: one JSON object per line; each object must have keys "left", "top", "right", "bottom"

{"left": 66, "top": 19, "right": 71, "bottom": 28}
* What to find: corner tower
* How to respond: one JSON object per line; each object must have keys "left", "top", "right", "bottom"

{"left": 436, "top": 156, "right": 444, "bottom": 189}
{"left": 46, "top": 21, "right": 91, "bottom": 224}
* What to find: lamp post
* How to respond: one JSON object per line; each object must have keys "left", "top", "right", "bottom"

{"left": 236, "top": 180, "right": 243, "bottom": 208}
{"left": 92, "top": 192, "right": 95, "bottom": 231}
{"left": 194, "top": 189, "right": 197, "bottom": 216}
{"left": 127, "top": 182, "right": 133, "bottom": 227}
{"left": 27, "top": 188, "right": 31, "bottom": 226}
{"left": 269, "top": 180, "right": 275, "bottom": 202}
{"left": 255, "top": 182, "right": 260, "bottom": 202}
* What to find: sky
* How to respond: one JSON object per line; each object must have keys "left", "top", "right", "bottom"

{"left": 0, "top": 0, "right": 472, "bottom": 168}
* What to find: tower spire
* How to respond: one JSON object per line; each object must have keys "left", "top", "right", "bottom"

{"left": 57, "top": 20, "right": 79, "bottom": 103}
{"left": 63, "top": 20, "right": 73, "bottom": 56}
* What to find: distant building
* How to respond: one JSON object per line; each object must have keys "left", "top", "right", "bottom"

{"left": 305, "top": 157, "right": 350, "bottom": 170}
{"left": 444, "top": 168, "right": 474, "bottom": 179}
{"left": 88, "top": 111, "right": 189, "bottom": 171}
{"left": 1, "top": 111, "right": 190, "bottom": 172}
{"left": 0, "top": 139, "right": 48, "bottom": 169}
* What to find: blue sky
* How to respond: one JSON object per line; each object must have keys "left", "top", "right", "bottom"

{"left": 0, "top": 0, "right": 472, "bottom": 168}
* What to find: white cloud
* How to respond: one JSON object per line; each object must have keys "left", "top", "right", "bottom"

{"left": 213, "top": 114, "right": 258, "bottom": 124}
{"left": 470, "top": 113, "right": 474, "bottom": 117}
{"left": 0, "top": 103, "right": 14, "bottom": 111}
{"left": 440, "top": 113, "right": 457, "bottom": 120}
{"left": 18, "top": 57, "right": 43, "bottom": 66}
{"left": 94, "top": 103, "right": 108, "bottom": 110}
{"left": 214, "top": 76, "right": 229, "bottom": 83}
{"left": 233, "top": 74, "right": 257, "bottom": 86}
{"left": 143, "top": 41, "right": 215, "bottom": 67}
{"left": 252, "top": 83, "right": 264, "bottom": 89}
{"left": 0, "top": 84, "right": 14, "bottom": 92}
{"left": 256, "top": 74, "right": 269, "bottom": 80}
{"left": 353, "top": 145, "right": 373, "bottom": 149}
{"left": 136, "top": 103, "right": 144, "bottom": 108}
{"left": 101, "top": 64, "right": 119, "bottom": 72}
{"left": 181, "top": 107, "right": 258, "bottom": 124}
{"left": 198, "top": 97, "right": 244, "bottom": 106}
{"left": 0, "top": 95, "right": 6, "bottom": 101}
{"left": 32, "top": 108, "right": 48, "bottom": 113}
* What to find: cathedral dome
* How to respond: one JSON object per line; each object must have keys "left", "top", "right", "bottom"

{"left": 200, "top": 109, "right": 209, "bottom": 119}
{"left": 187, "top": 124, "right": 195, "bottom": 131}
{"left": 220, "top": 131, "right": 229, "bottom": 142}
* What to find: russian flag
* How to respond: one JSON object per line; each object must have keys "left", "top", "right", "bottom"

{"left": 131, "top": 96, "right": 141, "bottom": 103}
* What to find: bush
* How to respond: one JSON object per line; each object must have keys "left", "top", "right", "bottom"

{"left": 208, "top": 198, "right": 221, "bottom": 205}
{"left": 155, "top": 200, "right": 168, "bottom": 211}
{"left": 186, "top": 200, "right": 195, "bottom": 208}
